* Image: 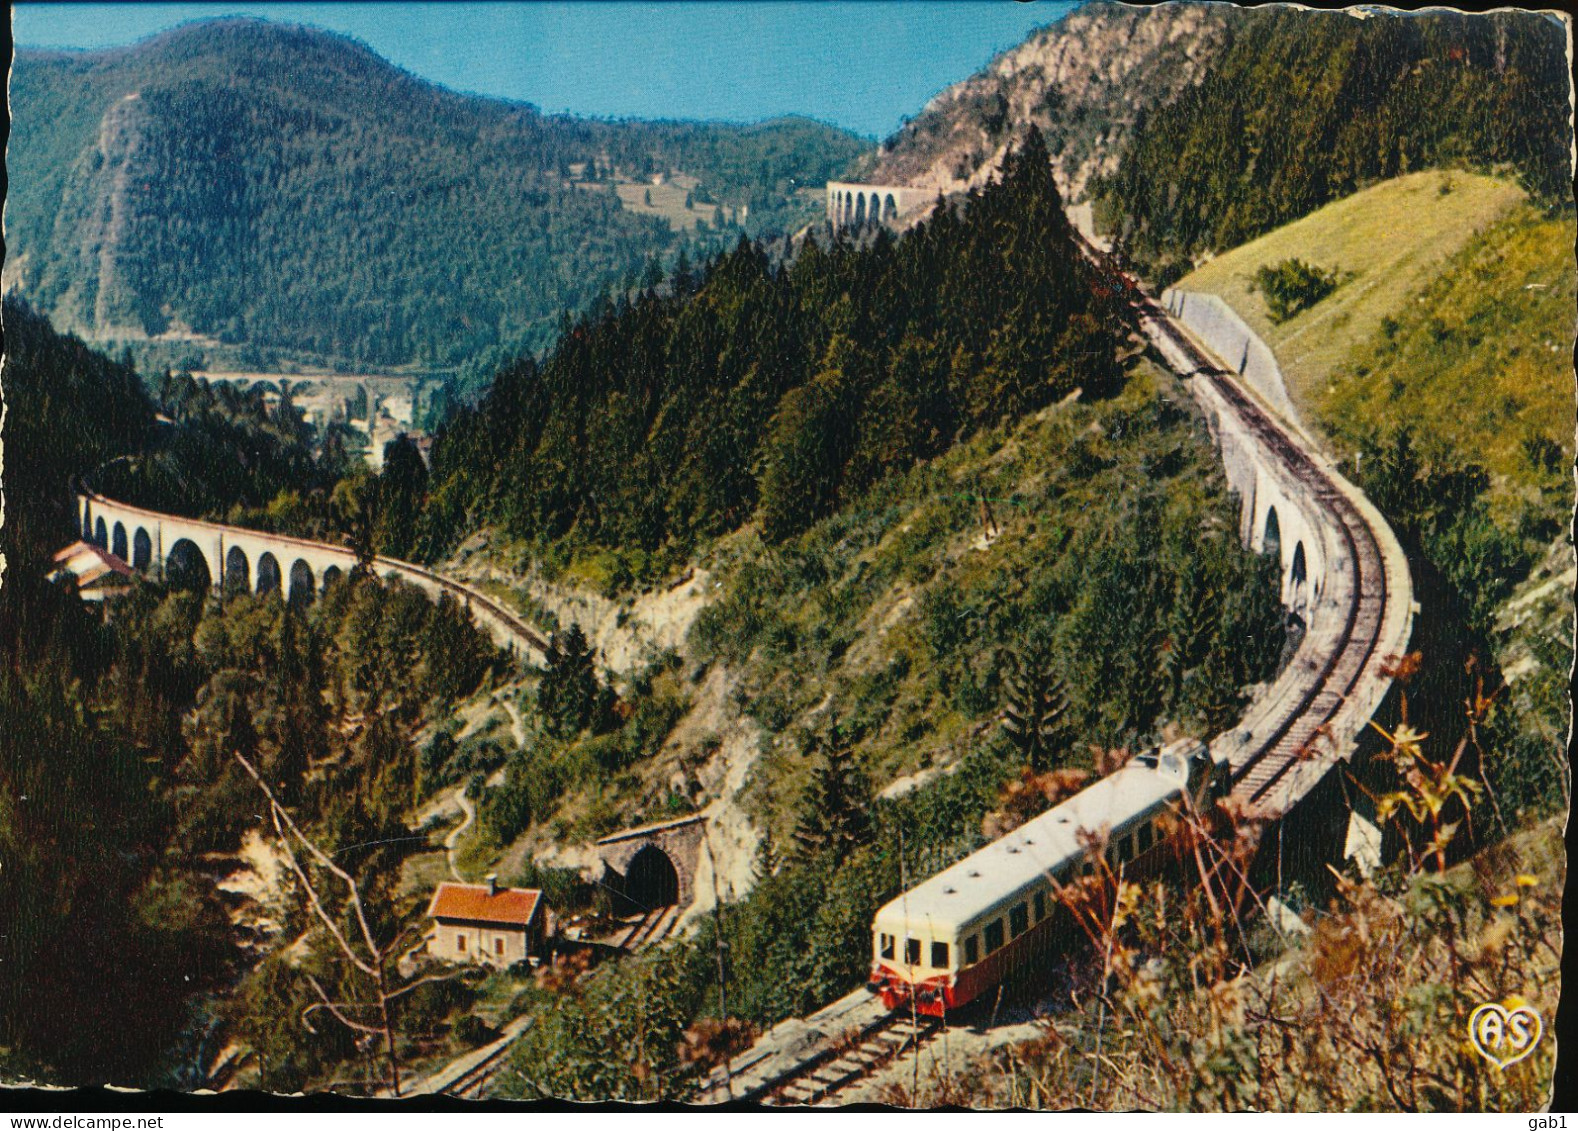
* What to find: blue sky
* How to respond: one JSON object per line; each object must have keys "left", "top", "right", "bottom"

{"left": 13, "top": 2, "right": 1077, "bottom": 138}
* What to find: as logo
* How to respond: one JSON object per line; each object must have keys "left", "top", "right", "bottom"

{"left": 1468, "top": 1001, "right": 1543, "bottom": 1069}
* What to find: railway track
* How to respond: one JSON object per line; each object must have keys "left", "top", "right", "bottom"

{"left": 380, "top": 1015, "right": 535, "bottom": 1100}
{"left": 1204, "top": 374, "right": 1387, "bottom": 807}
{"left": 1109, "top": 249, "right": 1406, "bottom": 819}
{"left": 73, "top": 482, "right": 551, "bottom": 660}
{"left": 760, "top": 1012, "right": 943, "bottom": 1106}
{"left": 619, "top": 904, "right": 681, "bottom": 951}
{"left": 702, "top": 243, "right": 1411, "bottom": 1109}
{"left": 440, "top": 1036, "right": 517, "bottom": 1100}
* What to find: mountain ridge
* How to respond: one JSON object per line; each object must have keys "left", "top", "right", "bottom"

{"left": 6, "top": 17, "right": 872, "bottom": 370}
{"left": 863, "top": 2, "right": 1570, "bottom": 280}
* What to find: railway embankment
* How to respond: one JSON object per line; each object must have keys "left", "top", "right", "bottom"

{"left": 1161, "top": 288, "right": 1306, "bottom": 437}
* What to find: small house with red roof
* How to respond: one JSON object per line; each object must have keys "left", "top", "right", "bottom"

{"left": 425, "top": 875, "right": 547, "bottom": 967}
{"left": 51, "top": 541, "right": 135, "bottom": 602}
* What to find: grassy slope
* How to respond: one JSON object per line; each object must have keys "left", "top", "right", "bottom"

{"left": 1319, "top": 201, "right": 1577, "bottom": 490}
{"left": 1174, "top": 170, "right": 1528, "bottom": 430}
{"left": 1178, "top": 169, "right": 1574, "bottom": 829}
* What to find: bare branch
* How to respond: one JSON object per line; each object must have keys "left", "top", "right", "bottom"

{"left": 266, "top": 799, "right": 378, "bottom": 977}
{"left": 305, "top": 977, "right": 385, "bottom": 1036}
{"left": 234, "top": 750, "right": 384, "bottom": 965}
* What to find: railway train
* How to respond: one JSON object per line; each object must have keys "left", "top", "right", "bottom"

{"left": 862, "top": 228, "right": 1398, "bottom": 1022}
{"left": 868, "top": 739, "right": 1223, "bottom": 1017}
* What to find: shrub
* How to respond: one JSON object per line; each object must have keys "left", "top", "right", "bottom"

{"left": 453, "top": 1015, "right": 499, "bottom": 1048}
{"left": 1252, "top": 258, "right": 1341, "bottom": 323}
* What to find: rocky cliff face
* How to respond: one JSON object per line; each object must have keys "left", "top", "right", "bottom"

{"left": 865, "top": 2, "right": 1238, "bottom": 204}
{"left": 51, "top": 92, "right": 157, "bottom": 339}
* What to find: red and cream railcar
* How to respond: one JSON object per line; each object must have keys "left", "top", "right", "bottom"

{"left": 868, "top": 740, "right": 1223, "bottom": 1017}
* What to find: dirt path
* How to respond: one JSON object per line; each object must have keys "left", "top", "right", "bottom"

{"left": 499, "top": 697, "right": 526, "bottom": 749}
{"left": 445, "top": 784, "right": 474, "bottom": 882}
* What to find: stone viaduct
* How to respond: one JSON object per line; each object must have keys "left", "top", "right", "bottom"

{"left": 1137, "top": 275, "right": 1414, "bottom": 872}
{"left": 825, "top": 182, "right": 934, "bottom": 232}
{"left": 75, "top": 488, "right": 547, "bottom": 660}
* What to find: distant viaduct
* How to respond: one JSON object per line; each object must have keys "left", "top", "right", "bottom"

{"left": 824, "top": 182, "right": 934, "bottom": 232}
{"left": 75, "top": 488, "right": 548, "bottom": 661}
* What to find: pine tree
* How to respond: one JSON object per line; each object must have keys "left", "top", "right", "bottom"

{"left": 538, "top": 622, "right": 600, "bottom": 737}
{"left": 377, "top": 434, "right": 428, "bottom": 559}
{"left": 791, "top": 730, "right": 871, "bottom": 860}
{"left": 1000, "top": 649, "right": 1071, "bottom": 773}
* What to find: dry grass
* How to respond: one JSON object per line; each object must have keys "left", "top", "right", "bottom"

{"left": 903, "top": 683, "right": 1562, "bottom": 1111}
{"left": 611, "top": 173, "right": 722, "bottom": 232}
{"left": 1175, "top": 170, "right": 1527, "bottom": 431}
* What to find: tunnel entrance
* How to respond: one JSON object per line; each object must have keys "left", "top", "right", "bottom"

{"left": 622, "top": 844, "right": 680, "bottom": 910}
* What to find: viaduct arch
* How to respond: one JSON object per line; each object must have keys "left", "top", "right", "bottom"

{"left": 1133, "top": 271, "right": 1414, "bottom": 828}
{"left": 825, "top": 182, "right": 933, "bottom": 232}
{"left": 75, "top": 488, "right": 548, "bottom": 661}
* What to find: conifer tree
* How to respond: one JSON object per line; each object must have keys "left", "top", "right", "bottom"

{"left": 791, "top": 729, "right": 872, "bottom": 860}
{"left": 1000, "top": 648, "right": 1071, "bottom": 774}
{"left": 538, "top": 622, "right": 600, "bottom": 737}
{"left": 377, "top": 434, "right": 428, "bottom": 560}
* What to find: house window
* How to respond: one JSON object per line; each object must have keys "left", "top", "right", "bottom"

{"left": 931, "top": 941, "right": 950, "bottom": 969}
{"left": 905, "top": 937, "right": 922, "bottom": 965}
{"left": 880, "top": 933, "right": 895, "bottom": 960}
{"left": 496, "top": 938, "right": 505, "bottom": 956}
{"left": 964, "top": 935, "right": 980, "bottom": 965}
{"left": 1138, "top": 822, "right": 1154, "bottom": 854}
{"left": 1034, "top": 890, "right": 1047, "bottom": 922}
{"left": 984, "top": 919, "right": 1005, "bottom": 954}
{"left": 1010, "top": 903, "right": 1029, "bottom": 938}
{"left": 456, "top": 934, "right": 466, "bottom": 952}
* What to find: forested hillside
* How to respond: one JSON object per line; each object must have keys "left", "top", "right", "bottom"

{"left": 0, "top": 300, "right": 156, "bottom": 583}
{"left": 0, "top": 132, "right": 1293, "bottom": 1092}
{"left": 1091, "top": 8, "right": 1570, "bottom": 278}
{"left": 0, "top": 300, "right": 505, "bottom": 1087}
{"left": 864, "top": 4, "right": 1569, "bottom": 283}
{"left": 418, "top": 129, "right": 1120, "bottom": 571}
{"left": 864, "top": 3, "right": 1238, "bottom": 203}
{"left": 7, "top": 18, "right": 869, "bottom": 371}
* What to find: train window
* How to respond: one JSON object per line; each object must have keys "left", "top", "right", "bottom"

{"left": 984, "top": 919, "right": 1005, "bottom": 953}
{"left": 905, "top": 938, "right": 922, "bottom": 965}
{"left": 1081, "top": 857, "right": 1094, "bottom": 877}
{"left": 931, "top": 941, "right": 950, "bottom": 969}
{"left": 1010, "top": 903, "right": 1029, "bottom": 938}
{"left": 1034, "top": 890, "right": 1047, "bottom": 922}
{"left": 1138, "top": 822, "right": 1154, "bottom": 854}
{"left": 879, "top": 933, "right": 895, "bottom": 960}
{"left": 964, "top": 935, "right": 979, "bottom": 965}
